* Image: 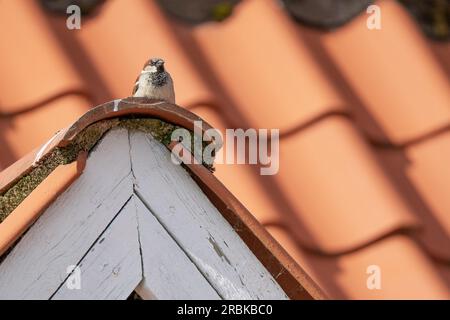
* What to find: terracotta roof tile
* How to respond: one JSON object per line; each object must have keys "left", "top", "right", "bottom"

{"left": 267, "top": 226, "right": 450, "bottom": 299}
{"left": 373, "top": 132, "right": 450, "bottom": 263}
{"left": 437, "top": 262, "right": 450, "bottom": 289}
{"left": 320, "top": 0, "right": 450, "bottom": 146}
{"left": 48, "top": 0, "right": 218, "bottom": 109}
{"left": 0, "top": 95, "right": 90, "bottom": 169}
{"left": 189, "top": 0, "right": 349, "bottom": 131}
{"left": 190, "top": 105, "right": 282, "bottom": 225}
{"left": 404, "top": 131, "right": 450, "bottom": 261}
{"left": 276, "top": 116, "right": 418, "bottom": 253}
{"left": 1, "top": 0, "right": 449, "bottom": 299}
{"left": 0, "top": 0, "right": 88, "bottom": 113}
{"left": 431, "top": 41, "right": 450, "bottom": 79}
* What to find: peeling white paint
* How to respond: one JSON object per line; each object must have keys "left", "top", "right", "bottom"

{"left": 190, "top": 254, "right": 251, "bottom": 299}
{"left": 113, "top": 99, "right": 122, "bottom": 112}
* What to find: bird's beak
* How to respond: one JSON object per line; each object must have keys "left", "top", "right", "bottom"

{"left": 156, "top": 59, "right": 165, "bottom": 72}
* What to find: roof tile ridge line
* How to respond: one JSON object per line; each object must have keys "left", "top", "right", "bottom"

{"left": 277, "top": 224, "right": 422, "bottom": 258}
{"left": 0, "top": 89, "right": 94, "bottom": 117}
{"left": 371, "top": 123, "right": 450, "bottom": 150}
{"left": 280, "top": 110, "right": 351, "bottom": 139}
{"left": 184, "top": 99, "right": 223, "bottom": 112}
{"left": 0, "top": 152, "right": 87, "bottom": 256}
{"left": 185, "top": 100, "right": 246, "bottom": 129}
{"left": 281, "top": 109, "right": 450, "bottom": 150}
{"left": 411, "top": 236, "right": 450, "bottom": 266}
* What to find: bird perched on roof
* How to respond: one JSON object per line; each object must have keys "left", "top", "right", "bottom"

{"left": 132, "top": 58, "right": 175, "bottom": 104}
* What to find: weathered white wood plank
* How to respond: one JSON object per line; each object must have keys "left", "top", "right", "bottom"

{"left": 133, "top": 196, "right": 220, "bottom": 300}
{"left": 130, "top": 131, "right": 288, "bottom": 300}
{"left": 0, "top": 129, "right": 134, "bottom": 299}
{"left": 52, "top": 197, "right": 142, "bottom": 300}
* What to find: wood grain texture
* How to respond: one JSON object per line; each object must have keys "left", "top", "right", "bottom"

{"left": 52, "top": 197, "right": 142, "bottom": 300}
{"left": 130, "top": 131, "right": 288, "bottom": 300}
{"left": 133, "top": 197, "right": 221, "bottom": 300}
{"left": 0, "top": 129, "right": 134, "bottom": 299}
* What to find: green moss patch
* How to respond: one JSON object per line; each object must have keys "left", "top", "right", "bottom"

{"left": 119, "top": 118, "right": 177, "bottom": 145}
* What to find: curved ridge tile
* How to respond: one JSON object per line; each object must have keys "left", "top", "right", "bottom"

{"left": 320, "top": 0, "right": 450, "bottom": 146}
{"left": 65, "top": 0, "right": 216, "bottom": 108}
{"left": 191, "top": 0, "right": 349, "bottom": 131}
{"left": 276, "top": 116, "right": 419, "bottom": 254}
{"left": 0, "top": 98, "right": 217, "bottom": 194}
{"left": 0, "top": 0, "right": 87, "bottom": 113}
{"left": 267, "top": 226, "right": 450, "bottom": 299}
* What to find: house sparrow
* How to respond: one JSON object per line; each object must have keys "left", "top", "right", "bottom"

{"left": 132, "top": 58, "right": 175, "bottom": 103}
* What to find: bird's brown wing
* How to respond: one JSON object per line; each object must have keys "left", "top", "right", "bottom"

{"left": 132, "top": 74, "right": 140, "bottom": 95}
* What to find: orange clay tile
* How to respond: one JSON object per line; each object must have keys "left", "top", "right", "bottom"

{"left": 0, "top": 146, "right": 43, "bottom": 192}
{"left": 47, "top": 0, "right": 217, "bottom": 109}
{"left": 267, "top": 226, "right": 450, "bottom": 299}
{"left": 320, "top": 0, "right": 450, "bottom": 146}
{"left": 0, "top": 94, "right": 91, "bottom": 166}
{"left": 276, "top": 116, "right": 419, "bottom": 254}
{"left": 431, "top": 41, "right": 450, "bottom": 80}
{"left": 189, "top": 0, "right": 349, "bottom": 131}
{"left": 0, "top": 152, "right": 86, "bottom": 256}
{"left": 375, "top": 147, "right": 450, "bottom": 262}
{"left": 436, "top": 262, "right": 450, "bottom": 289}
{"left": 403, "top": 131, "right": 450, "bottom": 261}
{"left": 0, "top": 0, "right": 88, "bottom": 114}
{"left": 190, "top": 105, "right": 283, "bottom": 226}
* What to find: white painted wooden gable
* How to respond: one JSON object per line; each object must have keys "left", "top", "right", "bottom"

{"left": 0, "top": 128, "right": 288, "bottom": 300}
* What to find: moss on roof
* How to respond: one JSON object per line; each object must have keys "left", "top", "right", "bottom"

{"left": 0, "top": 117, "right": 211, "bottom": 223}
